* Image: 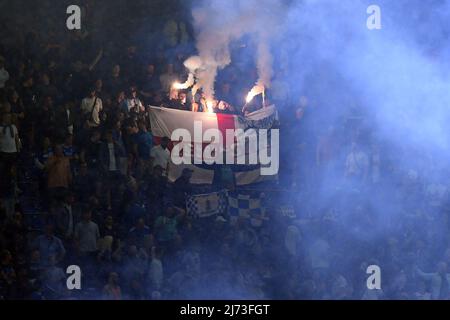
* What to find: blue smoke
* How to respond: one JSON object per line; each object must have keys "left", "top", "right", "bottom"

{"left": 178, "top": 0, "right": 450, "bottom": 299}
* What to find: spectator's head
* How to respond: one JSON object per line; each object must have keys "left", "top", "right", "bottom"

{"left": 41, "top": 73, "right": 50, "bottom": 86}
{"left": 143, "top": 234, "right": 154, "bottom": 251}
{"left": 166, "top": 64, "right": 174, "bottom": 74}
{"left": 1, "top": 112, "right": 12, "bottom": 125}
{"left": 43, "top": 95, "right": 53, "bottom": 108}
{"left": 129, "top": 86, "right": 138, "bottom": 98}
{"left": 136, "top": 217, "right": 146, "bottom": 229}
{"left": 1, "top": 250, "right": 12, "bottom": 265}
{"left": 112, "top": 64, "right": 120, "bottom": 76}
{"left": 95, "top": 79, "right": 103, "bottom": 90}
{"left": 153, "top": 91, "right": 163, "bottom": 104}
{"left": 165, "top": 207, "right": 176, "bottom": 218}
{"left": 44, "top": 222, "right": 55, "bottom": 237}
{"left": 105, "top": 215, "right": 113, "bottom": 226}
{"left": 117, "top": 111, "right": 125, "bottom": 122}
{"left": 22, "top": 74, "right": 34, "bottom": 87}
{"left": 127, "top": 45, "right": 137, "bottom": 56}
{"left": 64, "top": 100, "right": 74, "bottom": 110}
{"left": 161, "top": 136, "right": 170, "bottom": 149}
{"left": 331, "top": 274, "right": 349, "bottom": 298}
{"left": 89, "top": 196, "right": 100, "bottom": 209}
{"left": 178, "top": 91, "right": 187, "bottom": 104}
{"left": 8, "top": 90, "right": 19, "bottom": 103}
{"left": 220, "top": 83, "right": 231, "bottom": 94}
{"left": 105, "top": 129, "right": 114, "bottom": 143}
{"left": 151, "top": 291, "right": 161, "bottom": 300}
{"left": 117, "top": 91, "right": 125, "bottom": 102}
{"left": 30, "top": 249, "right": 40, "bottom": 263}
{"left": 299, "top": 95, "right": 308, "bottom": 108}
{"left": 147, "top": 64, "right": 155, "bottom": 75}
{"left": 128, "top": 245, "right": 138, "bottom": 257}
{"left": 48, "top": 59, "right": 57, "bottom": 70}
{"left": 54, "top": 144, "right": 64, "bottom": 157}
{"left": 88, "top": 87, "right": 97, "bottom": 98}
{"left": 73, "top": 60, "right": 83, "bottom": 72}
{"left": 108, "top": 272, "right": 119, "bottom": 286}
{"left": 82, "top": 206, "right": 92, "bottom": 222}
{"left": 42, "top": 137, "right": 51, "bottom": 150}
{"left": 217, "top": 100, "right": 228, "bottom": 111}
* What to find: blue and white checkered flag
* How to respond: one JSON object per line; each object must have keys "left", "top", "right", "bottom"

{"left": 186, "top": 190, "right": 228, "bottom": 218}
{"left": 228, "top": 193, "right": 266, "bottom": 219}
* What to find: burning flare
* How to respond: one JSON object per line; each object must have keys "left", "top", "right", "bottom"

{"left": 246, "top": 84, "right": 265, "bottom": 103}
{"left": 206, "top": 99, "right": 215, "bottom": 113}
{"left": 173, "top": 73, "right": 195, "bottom": 90}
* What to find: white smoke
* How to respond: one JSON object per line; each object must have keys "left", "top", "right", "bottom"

{"left": 189, "top": 0, "right": 286, "bottom": 100}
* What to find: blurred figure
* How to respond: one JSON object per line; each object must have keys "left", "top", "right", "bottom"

{"left": 0, "top": 112, "right": 21, "bottom": 219}
{"left": 173, "top": 168, "right": 193, "bottom": 208}
{"left": 32, "top": 222, "right": 66, "bottom": 268}
{"left": 150, "top": 137, "right": 170, "bottom": 176}
{"left": 159, "top": 64, "right": 178, "bottom": 93}
{"left": 103, "top": 272, "right": 122, "bottom": 300}
{"left": 46, "top": 144, "right": 71, "bottom": 202}
{"left": 0, "top": 56, "right": 10, "bottom": 90}
{"left": 416, "top": 262, "right": 450, "bottom": 300}
{"left": 345, "top": 141, "right": 369, "bottom": 183}
{"left": 124, "top": 86, "right": 145, "bottom": 114}
{"left": 132, "top": 121, "right": 153, "bottom": 179}
{"left": 139, "top": 63, "right": 161, "bottom": 105}
{"left": 81, "top": 87, "right": 103, "bottom": 128}
{"left": 74, "top": 206, "right": 100, "bottom": 267}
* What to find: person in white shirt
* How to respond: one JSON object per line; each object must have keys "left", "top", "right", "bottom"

{"left": 74, "top": 208, "right": 100, "bottom": 256}
{"left": 0, "top": 56, "right": 9, "bottom": 89}
{"left": 81, "top": 88, "right": 103, "bottom": 127}
{"left": 124, "top": 86, "right": 145, "bottom": 114}
{"left": 148, "top": 247, "right": 164, "bottom": 291}
{"left": 0, "top": 113, "right": 20, "bottom": 154}
{"left": 345, "top": 142, "right": 369, "bottom": 182}
{"left": 150, "top": 137, "right": 171, "bottom": 176}
{"left": 0, "top": 113, "right": 20, "bottom": 203}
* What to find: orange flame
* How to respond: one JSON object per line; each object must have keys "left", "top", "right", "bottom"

{"left": 245, "top": 84, "right": 265, "bottom": 103}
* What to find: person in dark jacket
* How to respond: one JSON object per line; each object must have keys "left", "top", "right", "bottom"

{"left": 99, "top": 129, "right": 126, "bottom": 210}
{"left": 173, "top": 168, "right": 193, "bottom": 209}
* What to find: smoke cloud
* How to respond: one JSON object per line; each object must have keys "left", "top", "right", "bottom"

{"left": 180, "top": 0, "right": 450, "bottom": 298}
{"left": 189, "top": 0, "right": 286, "bottom": 99}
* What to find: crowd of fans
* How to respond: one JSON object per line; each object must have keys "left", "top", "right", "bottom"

{"left": 1, "top": 0, "right": 450, "bottom": 300}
